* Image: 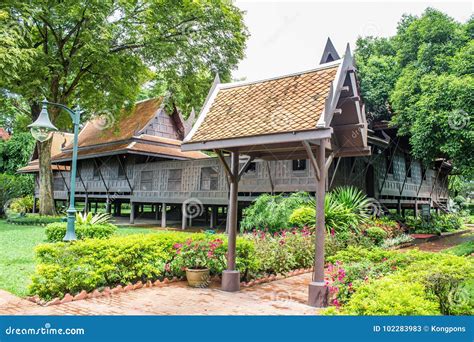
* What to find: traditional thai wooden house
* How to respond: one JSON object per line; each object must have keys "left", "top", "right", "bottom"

{"left": 21, "top": 39, "right": 450, "bottom": 228}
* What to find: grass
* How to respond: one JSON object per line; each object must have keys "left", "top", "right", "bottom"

{"left": 443, "top": 239, "right": 474, "bottom": 256}
{"left": 0, "top": 220, "right": 158, "bottom": 297}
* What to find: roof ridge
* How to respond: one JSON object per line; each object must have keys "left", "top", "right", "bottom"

{"left": 220, "top": 59, "right": 341, "bottom": 90}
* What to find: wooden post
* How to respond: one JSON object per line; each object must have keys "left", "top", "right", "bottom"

{"left": 106, "top": 196, "right": 111, "bottom": 214}
{"left": 32, "top": 196, "right": 37, "bottom": 214}
{"left": 222, "top": 151, "right": 240, "bottom": 292}
{"left": 84, "top": 196, "right": 89, "bottom": 214}
{"left": 414, "top": 199, "right": 418, "bottom": 217}
{"left": 181, "top": 202, "right": 187, "bottom": 230}
{"left": 211, "top": 205, "right": 217, "bottom": 228}
{"left": 94, "top": 201, "right": 98, "bottom": 214}
{"left": 161, "top": 203, "right": 167, "bottom": 228}
{"left": 308, "top": 139, "right": 329, "bottom": 307}
{"left": 130, "top": 202, "right": 135, "bottom": 224}
{"left": 155, "top": 204, "right": 159, "bottom": 221}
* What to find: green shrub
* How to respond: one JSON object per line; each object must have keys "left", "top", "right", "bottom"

{"left": 9, "top": 196, "right": 34, "bottom": 214}
{"left": 406, "top": 213, "right": 464, "bottom": 234}
{"left": 30, "top": 229, "right": 315, "bottom": 300}
{"left": 381, "top": 234, "right": 414, "bottom": 249}
{"left": 0, "top": 173, "right": 34, "bottom": 215}
{"left": 240, "top": 192, "right": 311, "bottom": 233}
{"left": 45, "top": 222, "right": 117, "bottom": 242}
{"left": 365, "top": 227, "right": 387, "bottom": 245}
{"left": 333, "top": 275, "right": 440, "bottom": 315}
{"left": 6, "top": 214, "right": 63, "bottom": 226}
{"left": 288, "top": 206, "right": 315, "bottom": 228}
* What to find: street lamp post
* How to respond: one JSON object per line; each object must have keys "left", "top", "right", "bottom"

{"left": 28, "top": 99, "right": 82, "bottom": 241}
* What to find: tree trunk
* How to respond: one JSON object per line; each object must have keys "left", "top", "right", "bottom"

{"left": 38, "top": 137, "right": 56, "bottom": 215}
{"left": 31, "top": 103, "right": 57, "bottom": 216}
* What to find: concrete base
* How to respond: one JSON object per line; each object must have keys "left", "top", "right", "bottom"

{"left": 308, "top": 282, "right": 329, "bottom": 307}
{"left": 221, "top": 270, "right": 240, "bottom": 292}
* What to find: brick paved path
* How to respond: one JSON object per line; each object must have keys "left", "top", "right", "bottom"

{"left": 0, "top": 273, "right": 318, "bottom": 315}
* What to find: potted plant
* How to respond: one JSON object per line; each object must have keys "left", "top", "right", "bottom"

{"left": 173, "top": 239, "right": 223, "bottom": 288}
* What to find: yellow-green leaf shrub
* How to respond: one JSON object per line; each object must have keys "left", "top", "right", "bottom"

{"left": 45, "top": 222, "right": 117, "bottom": 242}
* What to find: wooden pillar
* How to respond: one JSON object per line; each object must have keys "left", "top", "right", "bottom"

{"left": 130, "top": 202, "right": 135, "bottom": 224}
{"left": 308, "top": 139, "right": 329, "bottom": 307}
{"left": 161, "top": 203, "right": 167, "bottom": 228}
{"left": 181, "top": 202, "right": 187, "bottom": 230}
{"left": 32, "top": 196, "right": 37, "bottom": 214}
{"left": 414, "top": 199, "right": 419, "bottom": 217}
{"left": 94, "top": 201, "right": 98, "bottom": 214}
{"left": 105, "top": 196, "right": 111, "bottom": 214}
{"left": 396, "top": 199, "right": 402, "bottom": 215}
{"left": 222, "top": 151, "right": 240, "bottom": 292}
{"left": 84, "top": 196, "right": 89, "bottom": 214}
{"left": 210, "top": 205, "right": 217, "bottom": 228}
{"left": 155, "top": 204, "right": 159, "bottom": 221}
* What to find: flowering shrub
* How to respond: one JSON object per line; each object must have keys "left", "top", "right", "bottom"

{"left": 172, "top": 238, "right": 225, "bottom": 271}
{"left": 364, "top": 226, "right": 387, "bottom": 246}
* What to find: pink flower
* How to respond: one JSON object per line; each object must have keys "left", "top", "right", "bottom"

{"left": 207, "top": 251, "right": 214, "bottom": 257}
{"left": 173, "top": 243, "right": 183, "bottom": 249}
{"left": 165, "top": 263, "right": 171, "bottom": 272}
{"left": 330, "top": 228, "right": 335, "bottom": 236}
{"left": 279, "top": 239, "right": 285, "bottom": 245}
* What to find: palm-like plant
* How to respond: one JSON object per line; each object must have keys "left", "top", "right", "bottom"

{"left": 76, "top": 212, "right": 111, "bottom": 225}
{"left": 331, "top": 186, "right": 371, "bottom": 220}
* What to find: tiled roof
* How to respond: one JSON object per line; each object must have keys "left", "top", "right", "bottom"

{"left": 66, "top": 98, "right": 163, "bottom": 149}
{"left": 52, "top": 138, "right": 208, "bottom": 162}
{"left": 17, "top": 132, "right": 73, "bottom": 173}
{"left": 0, "top": 128, "right": 10, "bottom": 141}
{"left": 188, "top": 64, "right": 339, "bottom": 143}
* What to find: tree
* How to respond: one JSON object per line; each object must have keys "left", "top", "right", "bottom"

{"left": 0, "top": 0, "right": 248, "bottom": 215}
{"left": 355, "top": 8, "right": 473, "bottom": 177}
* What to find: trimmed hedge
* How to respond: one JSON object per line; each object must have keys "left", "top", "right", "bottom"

{"left": 45, "top": 222, "right": 117, "bottom": 242}
{"left": 29, "top": 230, "right": 316, "bottom": 300}
{"left": 6, "top": 214, "right": 64, "bottom": 226}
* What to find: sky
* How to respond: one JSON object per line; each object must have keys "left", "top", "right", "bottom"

{"left": 232, "top": 0, "right": 472, "bottom": 82}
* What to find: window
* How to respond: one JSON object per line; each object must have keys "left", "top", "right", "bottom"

{"left": 53, "top": 176, "right": 64, "bottom": 190}
{"left": 200, "top": 167, "right": 219, "bottom": 191}
{"left": 140, "top": 171, "right": 153, "bottom": 191}
{"left": 245, "top": 162, "right": 256, "bottom": 173}
{"left": 168, "top": 169, "right": 182, "bottom": 191}
{"left": 292, "top": 159, "right": 307, "bottom": 171}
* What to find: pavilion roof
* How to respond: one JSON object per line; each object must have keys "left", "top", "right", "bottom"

{"left": 184, "top": 62, "right": 339, "bottom": 145}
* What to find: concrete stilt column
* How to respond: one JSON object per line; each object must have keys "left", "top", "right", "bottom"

{"left": 94, "top": 201, "right": 98, "bottom": 214}
{"left": 105, "top": 196, "right": 111, "bottom": 214}
{"left": 84, "top": 196, "right": 89, "bottom": 214}
{"left": 130, "top": 202, "right": 135, "bottom": 224}
{"left": 308, "top": 138, "right": 329, "bottom": 307}
{"left": 161, "top": 203, "right": 167, "bottom": 228}
{"left": 32, "top": 197, "right": 37, "bottom": 214}
{"left": 222, "top": 151, "right": 240, "bottom": 292}
{"left": 210, "top": 205, "right": 217, "bottom": 228}
{"left": 414, "top": 199, "right": 418, "bottom": 217}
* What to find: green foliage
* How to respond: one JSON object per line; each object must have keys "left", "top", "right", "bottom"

{"left": 337, "top": 275, "right": 440, "bottom": 315}
{"left": 75, "top": 212, "right": 111, "bottom": 225}
{"left": 326, "top": 246, "right": 473, "bottom": 315}
{"left": 6, "top": 214, "right": 63, "bottom": 226}
{"left": 365, "top": 226, "right": 388, "bottom": 246}
{"left": 355, "top": 8, "right": 473, "bottom": 175}
{"left": 380, "top": 234, "right": 414, "bottom": 249}
{"left": 0, "top": 173, "right": 34, "bottom": 215}
{"left": 8, "top": 196, "right": 34, "bottom": 214}
{"left": 405, "top": 213, "right": 464, "bottom": 234}
{"left": 330, "top": 186, "right": 371, "bottom": 220}
{"left": 45, "top": 222, "right": 117, "bottom": 242}
{"left": 240, "top": 192, "right": 311, "bottom": 232}
{"left": 443, "top": 240, "right": 474, "bottom": 256}
{"left": 30, "top": 229, "right": 314, "bottom": 300}
{"left": 0, "top": 132, "right": 35, "bottom": 174}
{"left": 288, "top": 206, "right": 315, "bottom": 228}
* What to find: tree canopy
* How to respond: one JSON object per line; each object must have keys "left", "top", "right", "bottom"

{"left": 0, "top": 0, "right": 248, "bottom": 214}
{"left": 355, "top": 8, "right": 473, "bottom": 176}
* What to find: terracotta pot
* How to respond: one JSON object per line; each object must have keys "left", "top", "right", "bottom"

{"left": 186, "top": 268, "right": 211, "bottom": 288}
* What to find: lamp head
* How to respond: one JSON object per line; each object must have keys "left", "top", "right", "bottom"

{"left": 28, "top": 100, "right": 58, "bottom": 142}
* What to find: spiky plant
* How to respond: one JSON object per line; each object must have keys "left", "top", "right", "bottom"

{"left": 76, "top": 212, "right": 111, "bottom": 225}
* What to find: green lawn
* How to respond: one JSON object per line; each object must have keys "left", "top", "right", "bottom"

{"left": 0, "top": 220, "right": 156, "bottom": 297}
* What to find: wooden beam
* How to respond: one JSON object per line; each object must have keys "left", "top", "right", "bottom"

{"left": 302, "top": 141, "right": 320, "bottom": 181}
{"left": 265, "top": 161, "right": 275, "bottom": 194}
{"left": 237, "top": 156, "right": 255, "bottom": 181}
{"left": 325, "top": 151, "right": 336, "bottom": 174}
{"left": 116, "top": 155, "right": 133, "bottom": 194}
{"left": 214, "top": 149, "right": 235, "bottom": 182}
{"left": 329, "top": 157, "right": 341, "bottom": 189}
